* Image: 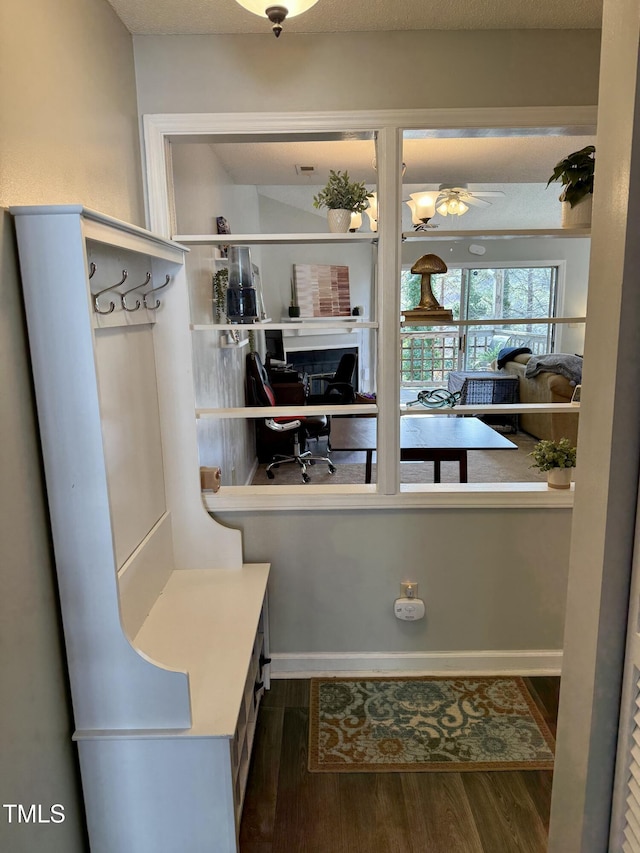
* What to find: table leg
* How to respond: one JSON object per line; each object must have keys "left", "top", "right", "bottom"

{"left": 433, "top": 458, "right": 441, "bottom": 483}
{"left": 365, "top": 451, "right": 373, "bottom": 483}
{"left": 459, "top": 451, "right": 468, "bottom": 483}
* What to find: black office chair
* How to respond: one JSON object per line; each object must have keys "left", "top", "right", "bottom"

{"left": 309, "top": 352, "right": 357, "bottom": 404}
{"left": 245, "top": 353, "right": 336, "bottom": 483}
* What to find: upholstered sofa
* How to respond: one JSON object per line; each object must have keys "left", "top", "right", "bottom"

{"left": 500, "top": 353, "right": 580, "bottom": 445}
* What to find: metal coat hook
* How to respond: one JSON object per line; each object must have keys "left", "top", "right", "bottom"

{"left": 88, "top": 262, "right": 97, "bottom": 279}
{"left": 120, "top": 272, "right": 151, "bottom": 312}
{"left": 143, "top": 274, "right": 171, "bottom": 311}
{"left": 93, "top": 270, "right": 128, "bottom": 315}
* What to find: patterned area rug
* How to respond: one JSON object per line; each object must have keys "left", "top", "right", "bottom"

{"left": 308, "top": 676, "right": 555, "bottom": 773}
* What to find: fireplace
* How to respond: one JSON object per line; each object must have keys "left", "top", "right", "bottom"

{"left": 286, "top": 347, "right": 359, "bottom": 395}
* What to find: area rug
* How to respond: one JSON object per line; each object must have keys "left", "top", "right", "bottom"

{"left": 308, "top": 676, "right": 555, "bottom": 773}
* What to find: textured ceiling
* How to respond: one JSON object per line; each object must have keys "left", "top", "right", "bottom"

{"left": 107, "top": 0, "right": 602, "bottom": 35}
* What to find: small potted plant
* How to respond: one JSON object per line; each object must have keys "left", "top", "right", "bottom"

{"left": 547, "top": 144, "right": 595, "bottom": 227}
{"left": 313, "top": 170, "right": 373, "bottom": 233}
{"left": 529, "top": 437, "right": 577, "bottom": 489}
{"left": 212, "top": 268, "right": 228, "bottom": 321}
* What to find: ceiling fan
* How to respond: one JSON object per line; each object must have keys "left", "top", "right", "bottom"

{"left": 436, "top": 183, "right": 505, "bottom": 216}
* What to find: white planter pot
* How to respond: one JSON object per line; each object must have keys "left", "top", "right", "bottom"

{"left": 327, "top": 209, "right": 352, "bottom": 233}
{"left": 547, "top": 467, "right": 573, "bottom": 489}
{"left": 561, "top": 195, "right": 592, "bottom": 228}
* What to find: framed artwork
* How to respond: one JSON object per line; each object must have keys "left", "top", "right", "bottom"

{"left": 292, "top": 264, "right": 351, "bottom": 318}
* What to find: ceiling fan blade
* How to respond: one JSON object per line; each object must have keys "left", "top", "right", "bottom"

{"left": 465, "top": 196, "right": 492, "bottom": 208}
{"left": 470, "top": 191, "right": 506, "bottom": 197}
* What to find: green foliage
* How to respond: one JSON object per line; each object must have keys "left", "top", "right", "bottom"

{"left": 212, "top": 268, "right": 228, "bottom": 320}
{"left": 529, "top": 438, "right": 577, "bottom": 472}
{"left": 546, "top": 145, "right": 595, "bottom": 208}
{"left": 313, "top": 170, "right": 373, "bottom": 212}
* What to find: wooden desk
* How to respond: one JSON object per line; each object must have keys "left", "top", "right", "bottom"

{"left": 329, "top": 416, "right": 517, "bottom": 483}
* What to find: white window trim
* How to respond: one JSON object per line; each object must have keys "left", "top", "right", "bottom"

{"left": 142, "top": 107, "right": 595, "bottom": 511}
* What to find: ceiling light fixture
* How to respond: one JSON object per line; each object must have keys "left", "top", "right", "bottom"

{"left": 365, "top": 192, "right": 378, "bottom": 232}
{"left": 407, "top": 192, "right": 440, "bottom": 230}
{"left": 234, "top": 0, "right": 320, "bottom": 37}
{"left": 436, "top": 196, "right": 470, "bottom": 217}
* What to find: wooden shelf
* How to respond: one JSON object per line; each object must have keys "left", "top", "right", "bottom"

{"left": 174, "top": 232, "right": 378, "bottom": 245}
{"left": 402, "top": 228, "right": 590, "bottom": 241}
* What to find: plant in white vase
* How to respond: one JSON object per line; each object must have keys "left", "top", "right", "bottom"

{"left": 547, "top": 145, "right": 595, "bottom": 227}
{"left": 529, "top": 437, "right": 577, "bottom": 489}
{"left": 313, "top": 170, "right": 373, "bottom": 233}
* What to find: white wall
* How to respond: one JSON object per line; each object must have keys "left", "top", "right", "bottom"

{"left": 0, "top": 0, "right": 144, "bottom": 848}
{"left": 133, "top": 29, "right": 600, "bottom": 663}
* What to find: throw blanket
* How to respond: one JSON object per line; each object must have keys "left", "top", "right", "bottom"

{"left": 524, "top": 353, "right": 583, "bottom": 385}
{"left": 497, "top": 346, "right": 532, "bottom": 370}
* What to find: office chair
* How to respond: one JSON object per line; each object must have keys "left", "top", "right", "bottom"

{"left": 309, "top": 352, "right": 357, "bottom": 404}
{"left": 246, "top": 353, "right": 336, "bottom": 483}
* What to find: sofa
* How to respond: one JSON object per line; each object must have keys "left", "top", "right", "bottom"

{"left": 500, "top": 353, "right": 580, "bottom": 445}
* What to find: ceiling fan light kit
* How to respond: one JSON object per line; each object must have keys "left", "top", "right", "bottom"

{"left": 234, "top": 0, "right": 320, "bottom": 36}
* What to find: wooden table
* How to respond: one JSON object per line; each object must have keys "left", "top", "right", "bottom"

{"left": 329, "top": 416, "right": 517, "bottom": 483}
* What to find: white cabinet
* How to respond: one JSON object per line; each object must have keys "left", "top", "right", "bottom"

{"left": 11, "top": 205, "right": 270, "bottom": 853}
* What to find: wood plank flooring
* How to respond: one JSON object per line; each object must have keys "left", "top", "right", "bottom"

{"left": 240, "top": 677, "right": 559, "bottom": 853}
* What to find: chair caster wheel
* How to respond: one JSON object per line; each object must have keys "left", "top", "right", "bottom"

{"left": 328, "top": 464, "right": 336, "bottom": 474}
{"left": 302, "top": 474, "right": 310, "bottom": 483}
{"left": 266, "top": 470, "right": 275, "bottom": 480}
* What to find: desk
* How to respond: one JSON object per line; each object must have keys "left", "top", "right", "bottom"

{"left": 329, "top": 416, "right": 517, "bottom": 483}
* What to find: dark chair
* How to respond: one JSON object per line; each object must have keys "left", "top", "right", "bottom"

{"left": 306, "top": 353, "right": 358, "bottom": 448}
{"left": 245, "top": 353, "right": 335, "bottom": 483}
{"left": 309, "top": 352, "right": 357, "bottom": 404}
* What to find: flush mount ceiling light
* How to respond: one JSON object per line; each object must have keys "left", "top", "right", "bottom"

{"left": 234, "top": 0, "right": 320, "bottom": 36}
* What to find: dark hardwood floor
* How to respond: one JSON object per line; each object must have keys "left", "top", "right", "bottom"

{"left": 239, "top": 677, "right": 560, "bottom": 853}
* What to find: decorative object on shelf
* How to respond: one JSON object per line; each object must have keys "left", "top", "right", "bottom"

{"left": 546, "top": 145, "right": 595, "bottom": 227}
{"left": 226, "top": 245, "right": 258, "bottom": 324}
{"left": 407, "top": 192, "right": 439, "bottom": 230}
{"left": 529, "top": 437, "right": 577, "bottom": 489}
{"left": 199, "top": 466, "right": 222, "bottom": 492}
{"left": 365, "top": 192, "right": 378, "bottom": 232}
{"left": 405, "top": 388, "right": 462, "bottom": 409}
{"left": 212, "top": 267, "right": 228, "bottom": 321}
{"left": 288, "top": 277, "right": 301, "bottom": 317}
{"left": 349, "top": 212, "right": 362, "bottom": 232}
{"left": 402, "top": 254, "right": 454, "bottom": 323}
{"left": 293, "top": 263, "right": 351, "bottom": 317}
{"left": 313, "top": 170, "right": 373, "bottom": 233}
{"left": 215, "top": 215, "right": 230, "bottom": 258}
{"left": 435, "top": 184, "right": 505, "bottom": 217}
{"left": 233, "top": 0, "right": 320, "bottom": 36}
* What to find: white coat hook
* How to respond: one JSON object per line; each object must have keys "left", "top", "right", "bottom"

{"left": 143, "top": 274, "right": 171, "bottom": 311}
{"left": 93, "top": 270, "right": 128, "bottom": 315}
{"left": 120, "top": 272, "right": 151, "bottom": 312}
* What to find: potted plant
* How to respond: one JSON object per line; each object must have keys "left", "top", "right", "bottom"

{"left": 313, "top": 170, "right": 373, "bottom": 233}
{"left": 212, "top": 267, "right": 228, "bottom": 321}
{"left": 547, "top": 144, "right": 595, "bottom": 227}
{"left": 529, "top": 437, "right": 577, "bottom": 489}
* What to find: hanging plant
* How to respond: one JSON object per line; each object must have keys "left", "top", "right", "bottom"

{"left": 212, "top": 268, "right": 228, "bottom": 321}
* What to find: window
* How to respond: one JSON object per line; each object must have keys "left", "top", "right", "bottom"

{"left": 401, "top": 264, "right": 559, "bottom": 387}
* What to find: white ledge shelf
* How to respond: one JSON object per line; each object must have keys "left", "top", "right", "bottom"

{"left": 174, "top": 232, "right": 378, "bottom": 245}
{"left": 203, "top": 482, "right": 575, "bottom": 512}
{"left": 402, "top": 228, "right": 590, "bottom": 241}
{"left": 191, "top": 320, "right": 377, "bottom": 332}
{"left": 219, "top": 336, "right": 249, "bottom": 349}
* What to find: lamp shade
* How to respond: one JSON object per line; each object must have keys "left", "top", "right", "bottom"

{"left": 437, "top": 197, "right": 470, "bottom": 217}
{"left": 234, "top": 0, "right": 320, "bottom": 19}
{"left": 409, "top": 191, "right": 438, "bottom": 222}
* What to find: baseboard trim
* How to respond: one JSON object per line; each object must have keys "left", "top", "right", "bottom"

{"left": 270, "top": 650, "right": 562, "bottom": 678}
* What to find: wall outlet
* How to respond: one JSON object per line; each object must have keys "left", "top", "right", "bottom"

{"left": 400, "top": 582, "right": 418, "bottom": 599}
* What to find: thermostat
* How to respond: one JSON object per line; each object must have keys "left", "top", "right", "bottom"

{"left": 394, "top": 597, "right": 426, "bottom": 621}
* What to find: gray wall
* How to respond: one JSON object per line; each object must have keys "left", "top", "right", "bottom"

{"left": 0, "top": 0, "right": 144, "bottom": 848}
{"left": 135, "top": 29, "right": 601, "bottom": 661}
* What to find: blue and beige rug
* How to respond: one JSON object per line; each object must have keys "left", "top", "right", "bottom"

{"left": 309, "top": 676, "right": 555, "bottom": 773}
